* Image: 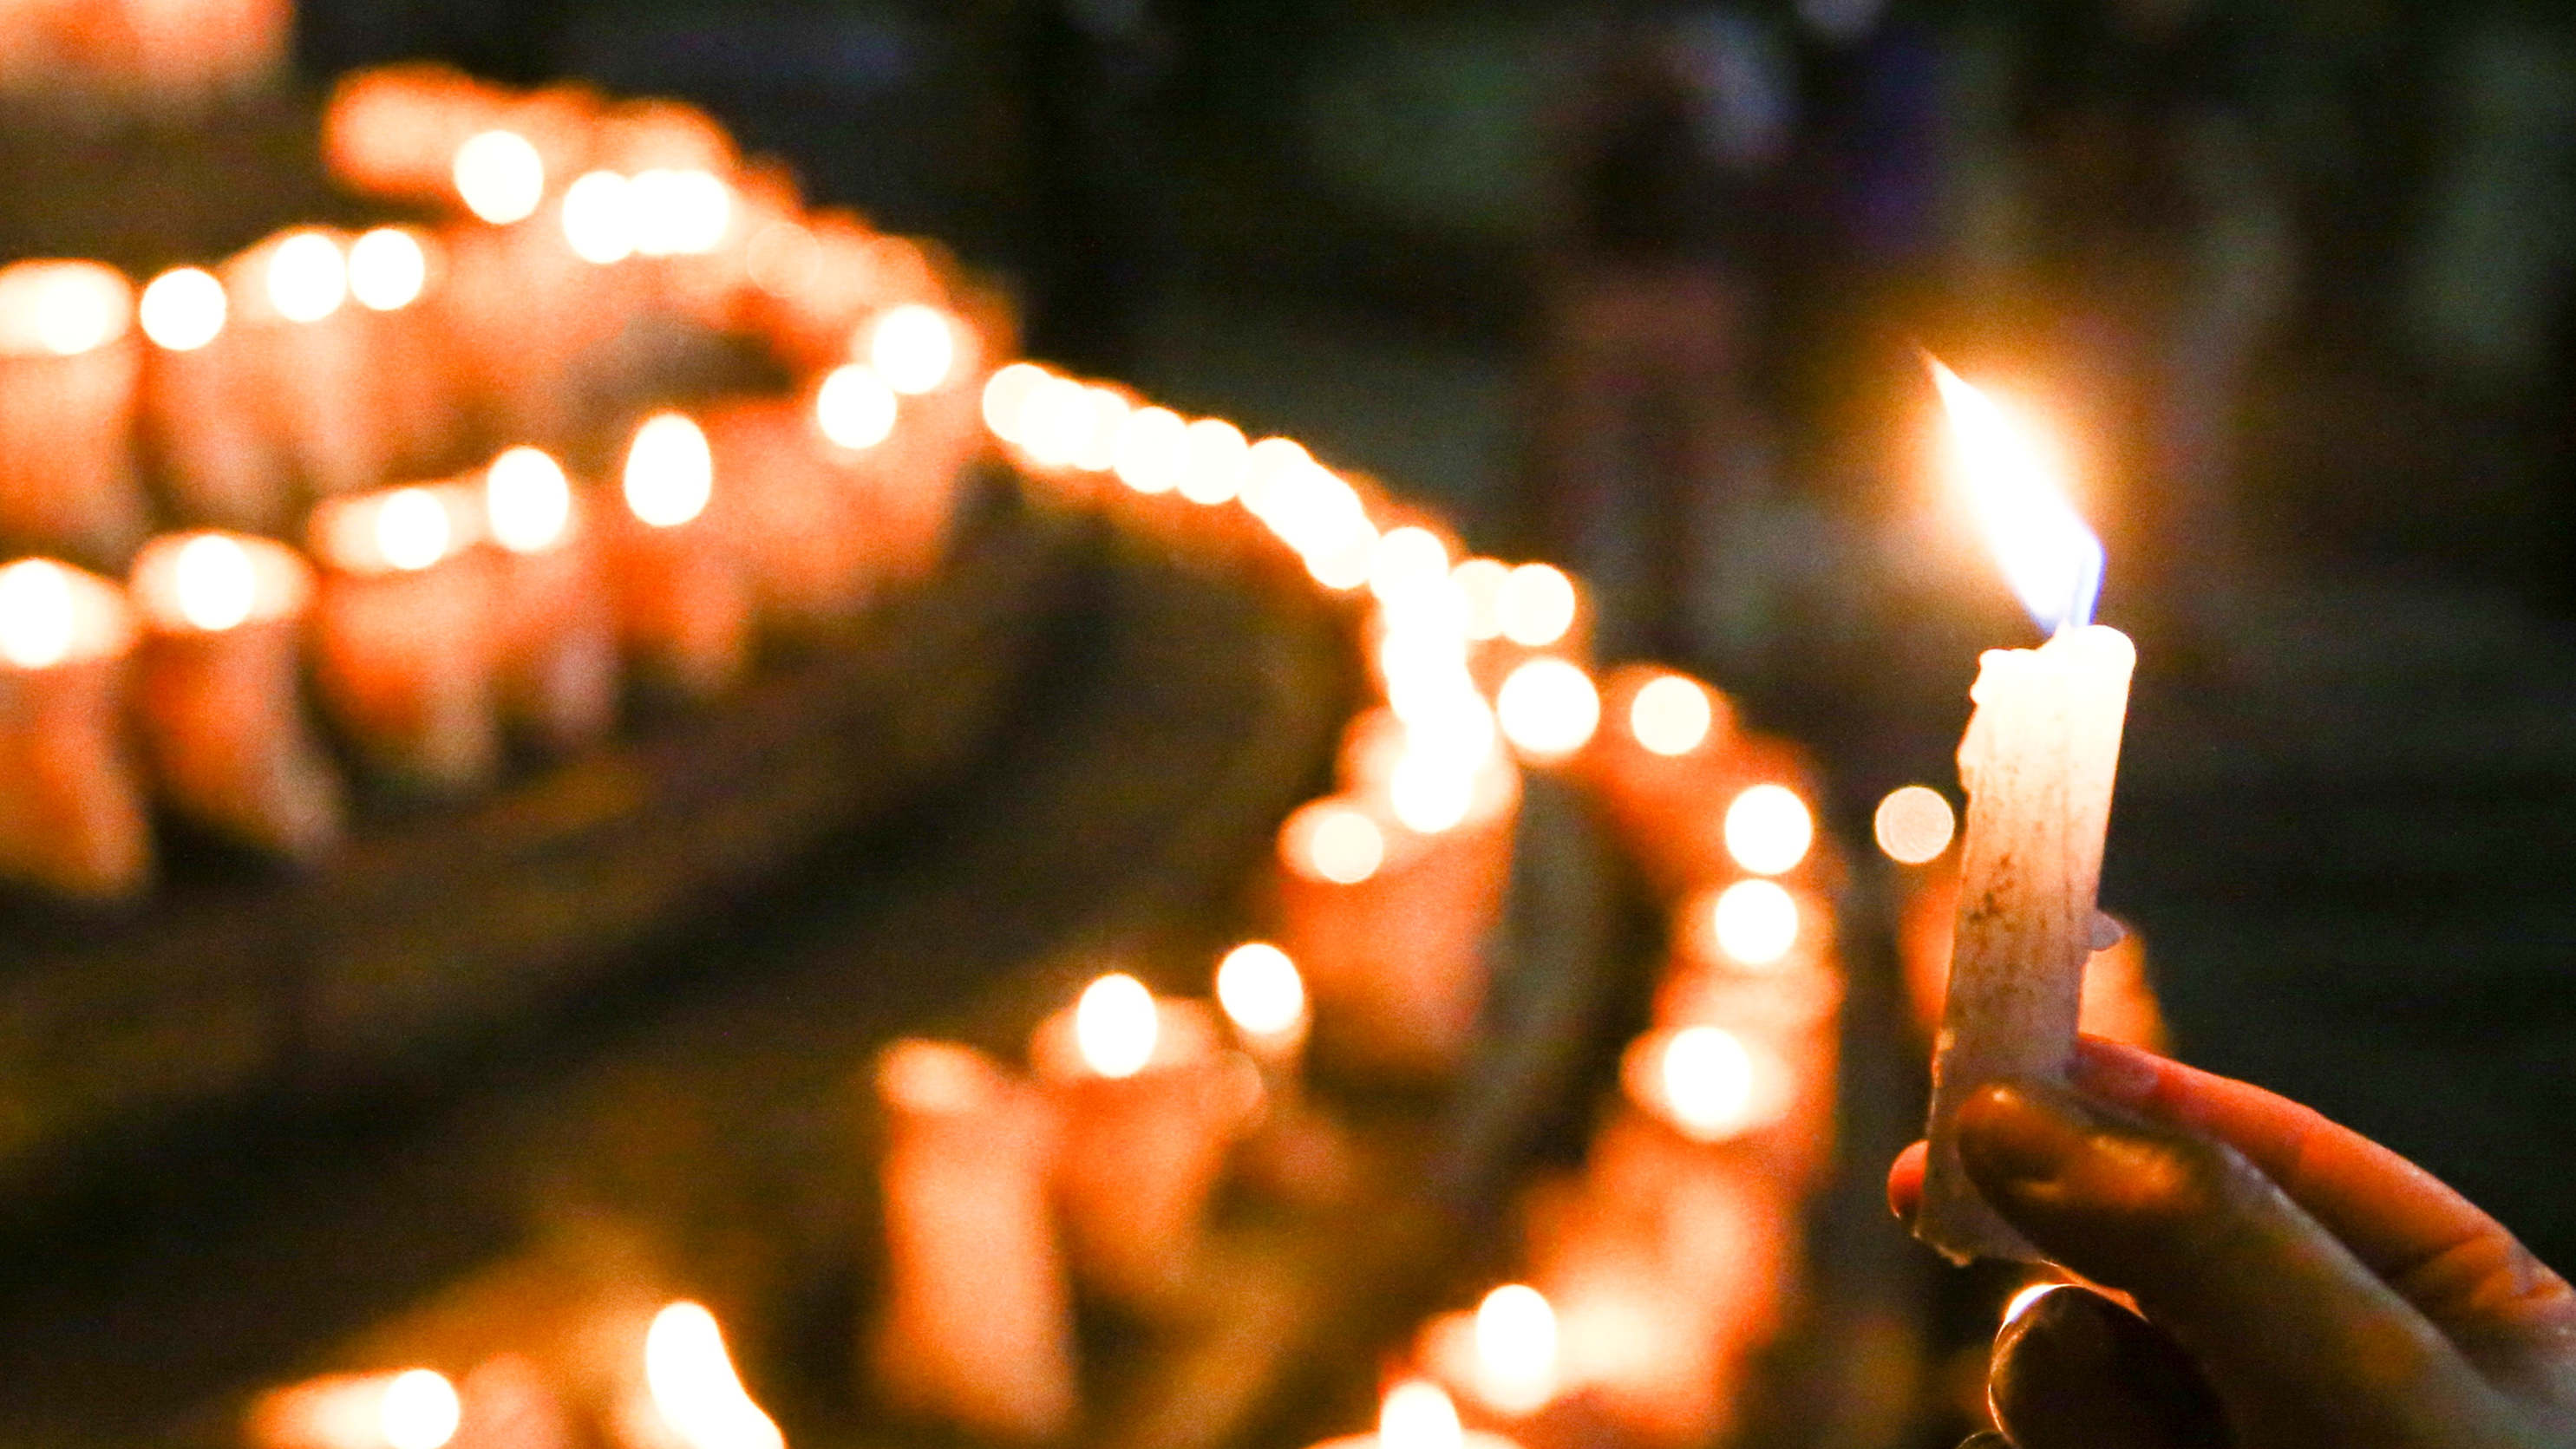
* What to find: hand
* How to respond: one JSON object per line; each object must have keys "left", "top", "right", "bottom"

{"left": 1889, "top": 1036, "right": 2576, "bottom": 1449}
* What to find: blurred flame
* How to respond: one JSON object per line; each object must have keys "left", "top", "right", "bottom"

{"left": 0, "top": 260, "right": 133, "bottom": 356}
{"left": 376, "top": 1371, "right": 461, "bottom": 1449}
{"left": 1018, "top": 376, "right": 1096, "bottom": 469}
{"left": 1628, "top": 675, "right": 1714, "bottom": 756}
{"left": 1114, "top": 406, "right": 1188, "bottom": 493}
{"left": 1657, "top": 1026, "right": 1761, "bottom": 1141}
{"left": 867, "top": 304, "right": 957, "bottom": 395}
{"left": 1378, "top": 1380, "right": 1463, "bottom": 1449}
{"left": 1928, "top": 358, "right": 2102, "bottom": 634}
{"left": 815, "top": 364, "right": 899, "bottom": 451}
{"left": 1178, "top": 418, "right": 1249, "bottom": 506}
{"left": 1495, "top": 565, "right": 1577, "bottom": 648}
{"left": 1389, "top": 749, "right": 1476, "bottom": 834}
{"left": 1711, "top": 879, "right": 1799, "bottom": 969}
{"left": 139, "top": 266, "right": 226, "bottom": 351}
{"left": 1291, "top": 801, "right": 1385, "bottom": 885}
{"left": 624, "top": 414, "right": 714, "bottom": 529}
{"left": 1495, "top": 658, "right": 1599, "bottom": 761}
{"left": 267, "top": 232, "right": 349, "bottom": 323}
{"left": 374, "top": 487, "right": 454, "bottom": 571}
{"left": 1472, "top": 1285, "right": 1559, "bottom": 1415}
{"left": 1239, "top": 437, "right": 1313, "bottom": 520}
{"left": 1370, "top": 527, "right": 1452, "bottom": 611}
{"left": 743, "top": 221, "right": 821, "bottom": 297}
{"left": 0, "top": 560, "right": 76, "bottom": 669}
{"left": 172, "top": 533, "right": 258, "bottom": 631}
{"left": 1074, "top": 973, "right": 1159, "bottom": 1080}
{"left": 486, "top": 447, "right": 572, "bottom": 554}
{"left": 1873, "top": 785, "right": 1956, "bottom": 865}
{"left": 981, "top": 362, "right": 1049, "bottom": 444}
{"left": 348, "top": 228, "right": 428, "bottom": 311}
{"left": 1723, "top": 785, "right": 1813, "bottom": 876}
{"left": 644, "top": 1302, "right": 784, "bottom": 1449}
{"left": 630, "top": 168, "right": 733, "bottom": 257}
{"left": 561, "top": 170, "right": 637, "bottom": 264}
{"left": 454, "top": 130, "right": 546, "bottom": 225}
{"left": 1450, "top": 558, "right": 1510, "bottom": 642}
{"left": 1077, "top": 388, "right": 1130, "bottom": 473}
{"left": 1215, "top": 943, "right": 1305, "bottom": 1040}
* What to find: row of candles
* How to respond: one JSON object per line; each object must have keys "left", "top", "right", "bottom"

{"left": 0, "top": 68, "right": 999, "bottom": 898}
{"left": 0, "top": 0, "right": 285, "bottom": 111}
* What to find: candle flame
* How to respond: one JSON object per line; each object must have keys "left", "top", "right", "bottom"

{"left": 1495, "top": 658, "right": 1599, "bottom": 761}
{"left": 981, "top": 362, "right": 1050, "bottom": 444}
{"left": 1215, "top": 943, "right": 1305, "bottom": 1039}
{"left": 1074, "top": 973, "right": 1159, "bottom": 1080}
{"left": 266, "top": 232, "right": 349, "bottom": 323}
{"left": 1114, "top": 406, "right": 1188, "bottom": 493}
{"left": 1628, "top": 674, "right": 1715, "bottom": 756}
{"left": 1723, "top": 784, "right": 1813, "bottom": 876}
{"left": 866, "top": 304, "right": 957, "bottom": 395}
{"left": 1178, "top": 418, "right": 1249, "bottom": 505}
{"left": 486, "top": 447, "right": 573, "bottom": 553}
{"left": 624, "top": 414, "right": 714, "bottom": 529}
{"left": 1289, "top": 800, "right": 1386, "bottom": 884}
{"left": 562, "top": 170, "right": 638, "bottom": 264}
{"left": 0, "top": 560, "right": 77, "bottom": 669}
{"left": 1657, "top": 1026, "right": 1762, "bottom": 1141}
{"left": 815, "top": 364, "right": 899, "bottom": 452}
{"left": 139, "top": 266, "right": 226, "bottom": 351}
{"left": 1377, "top": 1380, "right": 1463, "bottom": 1449}
{"left": 374, "top": 488, "right": 455, "bottom": 571}
{"left": 376, "top": 1371, "right": 461, "bottom": 1449}
{"left": 454, "top": 130, "right": 546, "bottom": 225}
{"left": 1927, "top": 358, "right": 2102, "bottom": 634}
{"left": 0, "top": 260, "right": 133, "bottom": 357}
{"left": 1710, "top": 879, "right": 1800, "bottom": 969}
{"left": 644, "top": 1302, "right": 784, "bottom": 1449}
{"left": 1471, "top": 1285, "right": 1559, "bottom": 1415}
{"left": 630, "top": 168, "right": 733, "bottom": 258}
{"left": 347, "top": 228, "right": 428, "bottom": 312}
{"left": 248, "top": 1368, "right": 460, "bottom": 1449}
{"left": 172, "top": 533, "right": 259, "bottom": 631}
{"left": 1495, "top": 565, "right": 1577, "bottom": 648}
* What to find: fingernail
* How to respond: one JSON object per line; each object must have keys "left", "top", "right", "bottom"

{"left": 1957, "top": 1081, "right": 2113, "bottom": 1197}
{"left": 1954, "top": 1434, "right": 2011, "bottom": 1449}
{"left": 2069, "top": 1038, "right": 2160, "bottom": 1104}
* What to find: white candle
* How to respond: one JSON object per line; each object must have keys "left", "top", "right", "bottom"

{"left": 0, "top": 260, "right": 148, "bottom": 564}
{"left": 1916, "top": 362, "right": 2136, "bottom": 1263}
{"left": 0, "top": 558, "right": 152, "bottom": 898}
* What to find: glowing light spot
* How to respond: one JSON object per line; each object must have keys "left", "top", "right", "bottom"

{"left": 1711, "top": 878, "right": 1800, "bottom": 969}
{"left": 1495, "top": 658, "right": 1599, "bottom": 761}
{"left": 744, "top": 221, "right": 821, "bottom": 297}
{"left": 867, "top": 304, "right": 957, "bottom": 395}
{"left": 878, "top": 1040, "right": 994, "bottom": 1115}
{"left": 1370, "top": 527, "right": 1452, "bottom": 610}
{"left": 1724, "top": 784, "right": 1814, "bottom": 876}
{"left": 0, "top": 261, "right": 130, "bottom": 357}
{"left": 815, "top": 364, "right": 899, "bottom": 451}
{"left": 1496, "top": 565, "right": 1577, "bottom": 648}
{"left": 172, "top": 534, "right": 258, "bottom": 631}
{"left": 485, "top": 447, "right": 572, "bottom": 554}
{"left": 628, "top": 168, "right": 733, "bottom": 257}
{"left": 1874, "top": 785, "right": 1956, "bottom": 865}
{"left": 2004, "top": 1282, "right": 2063, "bottom": 1328}
{"left": 1074, "top": 974, "right": 1159, "bottom": 1080}
{"left": 1215, "top": 943, "right": 1305, "bottom": 1039}
{"left": 644, "top": 1302, "right": 784, "bottom": 1449}
{"left": 624, "top": 413, "right": 714, "bottom": 529}
{"left": 1659, "top": 1027, "right": 1759, "bottom": 1141}
{"left": 138, "top": 267, "right": 226, "bottom": 351}
{"left": 376, "top": 1371, "right": 461, "bottom": 1449}
{"left": 1389, "top": 751, "right": 1476, "bottom": 834}
{"left": 1077, "top": 388, "right": 1130, "bottom": 473}
{"left": 1019, "top": 376, "right": 1096, "bottom": 469}
{"left": 1378, "top": 1380, "right": 1463, "bottom": 1449}
{"left": 981, "top": 362, "right": 1050, "bottom": 444}
{"left": 1293, "top": 803, "right": 1385, "bottom": 885}
{"left": 454, "top": 130, "right": 546, "bottom": 225}
{"left": 1239, "top": 437, "right": 1313, "bottom": 519}
{"left": 1304, "top": 529, "right": 1376, "bottom": 592}
{"left": 0, "top": 560, "right": 75, "bottom": 669}
{"left": 267, "top": 232, "right": 349, "bottom": 323}
{"left": 1629, "top": 675, "right": 1714, "bottom": 756}
{"left": 1114, "top": 406, "right": 1188, "bottom": 494}
{"left": 1178, "top": 418, "right": 1249, "bottom": 506}
{"left": 1472, "top": 1285, "right": 1559, "bottom": 1415}
{"left": 347, "top": 228, "right": 428, "bottom": 311}
{"left": 1928, "top": 358, "right": 2103, "bottom": 634}
{"left": 560, "top": 170, "right": 637, "bottom": 264}
{"left": 1452, "top": 558, "right": 1510, "bottom": 641}
{"left": 374, "top": 488, "right": 453, "bottom": 571}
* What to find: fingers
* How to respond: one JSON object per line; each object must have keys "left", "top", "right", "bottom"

{"left": 2069, "top": 1037, "right": 2576, "bottom": 1343}
{"left": 1986, "top": 1286, "right": 2225, "bottom": 1449}
{"left": 1889, "top": 1139, "right": 1926, "bottom": 1223}
{"left": 1957, "top": 1080, "right": 2516, "bottom": 1447}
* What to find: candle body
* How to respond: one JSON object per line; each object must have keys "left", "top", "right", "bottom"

{"left": 1918, "top": 624, "right": 2134, "bottom": 1263}
{"left": 0, "top": 655, "right": 153, "bottom": 898}
{"left": 314, "top": 559, "right": 501, "bottom": 792}
{"left": 707, "top": 401, "right": 874, "bottom": 633}
{"left": 138, "top": 617, "right": 343, "bottom": 857}
{"left": 0, "top": 343, "right": 147, "bottom": 564}
{"left": 606, "top": 515, "right": 750, "bottom": 700}
{"left": 142, "top": 337, "right": 288, "bottom": 532}
{"left": 492, "top": 537, "right": 619, "bottom": 754}
{"left": 249, "top": 312, "right": 389, "bottom": 499}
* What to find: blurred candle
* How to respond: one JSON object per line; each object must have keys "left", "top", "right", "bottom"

{"left": 0, "top": 261, "right": 148, "bottom": 563}
{"left": 128, "top": 532, "right": 341, "bottom": 856}
{"left": 454, "top": 129, "right": 546, "bottom": 225}
{"left": 640, "top": 1303, "right": 782, "bottom": 1449}
{"left": 608, "top": 413, "right": 749, "bottom": 699}
{"left": 137, "top": 264, "right": 281, "bottom": 532}
{"left": 480, "top": 447, "right": 618, "bottom": 752}
{"left": 310, "top": 483, "right": 500, "bottom": 791}
{"left": 1917, "top": 362, "right": 2135, "bottom": 1265}
{"left": 1494, "top": 658, "right": 1599, "bottom": 765}
{"left": 705, "top": 397, "right": 872, "bottom": 636}
{"left": 249, "top": 1369, "right": 462, "bottom": 1449}
{"left": 870, "top": 1040, "right": 1079, "bottom": 1443}
{"left": 346, "top": 226, "right": 457, "bottom": 476}
{"left": 1032, "top": 975, "right": 1255, "bottom": 1309}
{"left": 1304, "top": 1380, "right": 1521, "bottom": 1449}
{"left": 0, "top": 559, "right": 151, "bottom": 898}
{"left": 231, "top": 229, "right": 392, "bottom": 499}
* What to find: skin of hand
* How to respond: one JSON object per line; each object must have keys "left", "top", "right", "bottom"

{"left": 1888, "top": 1036, "right": 2576, "bottom": 1449}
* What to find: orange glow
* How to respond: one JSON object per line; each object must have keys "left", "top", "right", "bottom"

{"left": 138, "top": 267, "right": 226, "bottom": 351}
{"left": 1018, "top": 376, "right": 1097, "bottom": 469}
{"left": 2003, "top": 1281, "right": 2063, "bottom": 1328}
{"left": 815, "top": 364, "right": 899, "bottom": 451}
{"left": 1471, "top": 1285, "right": 1559, "bottom": 1415}
{"left": 313, "top": 487, "right": 470, "bottom": 574}
{"left": 743, "top": 220, "right": 821, "bottom": 297}
{"left": 1628, "top": 675, "right": 1714, "bottom": 756}
{"left": 630, "top": 168, "right": 734, "bottom": 257}
{"left": 1451, "top": 558, "right": 1510, "bottom": 642}
{"left": 375, "top": 488, "right": 454, "bottom": 571}
{"left": 1928, "top": 358, "right": 2102, "bottom": 634}
{"left": 454, "top": 129, "right": 546, "bottom": 224}
{"left": 1710, "top": 879, "right": 1799, "bottom": 969}
{"left": 0, "top": 260, "right": 133, "bottom": 357}
{"left": 1495, "top": 565, "right": 1577, "bottom": 648}
{"left": 1077, "top": 388, "right": 1131, "bottom": 473}
{"left": 169, "top": 533, "right": 258, "bottom": 631}
{"left": 1723, "top": 785, "right": 1813, "bottom": 876}
{"left": 1286, "top": 800, "right": 1386, "bottom": 885}
{"left": 376, "top": 1372, "right": 462, "bottom": 1449}
{"left": 1874, "top": 785, "right": 1956, "bottom": 865}
{"left": 981, "top": 362, "right": 1050, "bottom": 443}
{"left": 485, "top": 447, "right": 573, "bottom": 553}
{"left": 878, "top": 1039, "right": 997, "bottom": 1115}
{"left": 1114, "top": 406, "right": 1188, "bottom": 494}
{"left": 560, "top": 170, "right": 637, "bottom": 264}
{"left": 1370, "top": 527, "right": 1452, "bottom": 611}
{"left": 1495, "top": 658, "right": 1599, "bottom": 761}
{"left": 624, "top": 414, "right": 714, "bottom": 529}
{"left": 644, "top": 1302, "right": 785, "bottom": 1449}
{"left": 1074, "top": 973, "right": 1159, "bottom": 1080}
{"left": 1215, "top": 943, "right": 1305, "bottom": 1041}
{"left": 1655, "top": 1026, "right": 1766, "bottom": 1141}
{"left": 1389, "top": 749, "right": 1477, "bottom": 834}
{"left": 1377, "top": 1380, "right": 1464, "bottom": 1449}
{"left": 1178, "top": 418, "right": 1249, "bottom": 505}
{"left": 249, "top": 1368, "right": 461, "bottom": 1449}
{"left": 132, "top": 532, "right": 310, "bottom": 634}
{"left": 866, "top": 304, "right": 958, "bottom": 395}
{"left": 347, "top": 228, "right": 428, "bottom": 311}
{"left": 266, "top": 232, "right": 349, "bottom": 323}
{"left": 0, "top": 560, "right": 77, "bottom": 669}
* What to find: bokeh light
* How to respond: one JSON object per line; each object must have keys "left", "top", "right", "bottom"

{"left": 1874, "top": 785, "right": 1957, "bottom": 865}
{"left": 1723, "top": 784, "right": 1814, "bottom": 876}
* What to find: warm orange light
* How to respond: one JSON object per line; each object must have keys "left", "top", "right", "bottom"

{"left": 0, "top": 260, "right": 133, "bottom": 357}
{"left": 1239, "top": 436, "right": 1314, "bottom": 521}
{"left": 1074, "top": 973, "right": 1159, "bottom": 1080}
{"left": 1077, "top": 388, "right": 1131, "bottom": 473}
{"left": 453, "top": 129, "right": 546, "bottom": 225}
{"left": 1450, "top": 558, "right": 1510, "bottom": 642}
{"left": 867, "top": 304, "right": 958, "bottom": 395}
{"left": 1628, "top": 675, "right": 1714, "bottom": 756}
{"left": 1710, "top": 879, "right": 1799, "bottom": 969}
{"left": 249, "top": 1368, "right": 461, "bottom": 1449}
{"left": 1178, "top": 418, "right": 1249, "bottom": 505}
{"left": 133, "top": 532, "right": 309, "bottom": 634}
{"left": 170, "top": 533, "right": 258, "bottom": 631}
{"left": 1017, "top": 375, "right": 1096, "bottom": 469}
{"left": 1215, "top": 943, "right": 1305, "bottom": 1041}
{"left": 375, "top": 487, "right": 454, "bottom": 571}
{"left": 743, "top": 220, "right": 821, "bottom": 296}
{"left": 1928, "top": 358, "right": 2103, "bottom": 634}
{"left": 1874, "top": 785, "right": 1956, "bottom": 865}
{"left": 0, "top": 559, "right": 77, "bottom": 669}
{"left": 485, "top": 447, "right": 572, "bottom": 554}
{"left": 1377, "top": 1380, "right": 1463, "bottom": 1449}
{"left": 348, "top": 228, "right": 428, "bottom": 311}
{"left": 376, "top": 1371, "right": 462, "bottom": 1449}
{"left": 1370, "top": 527, "right": 1452, "bottom": 611}
{"left": 624, "top": 414, "right": 714, "bottom": 529}
{"left": 815, "top": 364, "right": 899, "bottom": 451}
{"left": 560, "top": 170, "right": 637, "bottom": 264}
{"left": 1495, "top": 565, "right": 1577, "bottom": 648}
{"left": 644, "top": 1302, "right": 785, "bottom": 1449}
{"left": 1114, "top": 406, "right": 1188, "bottom": 493}
{"left": 877, "top": 1039, "right": 996, "bottom": 1115}
{"left": 1471, "top": 1285, "right": 1559, "bottom": 1415}
{"left": 138, "top": 266, "right": 226, "bottom": 351}
{"left": 267, "top": 232, "right": 349, "bottom": 323}
{"left": 1389, "top": 749, "right": 1476, "bottom": 834}
{"left": 981, "top": 362, "right": 1049, "bottom": 444}
{"left": 1657, "top": 1026, "right": 1762, "bottom": 1141}
{"left": 1288, "top": 800, "right": 1386, "bottom": 884}
{"left": 630, "top": 168, "right": 733, "bottom": 257}
{"left": 1495, "top": 658, "right": 1599, "bottom": 761}
{"left": 2003, "top": 1281, "right": 2063, "bottom": 1328}
{"left": 1723, "top": 784, "right": 1813, "bottom": 876}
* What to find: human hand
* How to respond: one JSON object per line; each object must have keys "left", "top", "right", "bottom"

{"left": 1889, "top": 1036, "right": 2576, "bottom": 1448}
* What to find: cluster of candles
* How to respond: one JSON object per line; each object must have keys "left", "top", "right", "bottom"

{"left": 0, "top": 64, "right": 992, "bottom": 898}
{"left": 0, "top": 0, "right": 286, "bottom": 110}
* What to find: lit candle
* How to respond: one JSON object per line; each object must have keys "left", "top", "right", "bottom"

{"left": 1214, "top": 940, "right": 1355, "bottom": 1207}
{"left": 249, "top": 1369, "right": 461, "bottom": 1449}
{"left": 309, "top": 483, "right": 500, "bottom": 791}
{"left": 1031, "top": 974, "right": 1258, "bottom": 1309}
{"left": 137, "top": 264, "right": 282, "bottom": 532}
{"left": 480, "top": 447, "right": 618, "bottom": 753}
{"left": 816, "top": 361, "right": 952, "bottom": 589}
{"left": 1419, "top": 1284, "right": 1562, "bottom": 1420}
{"left": 707, "top": 395, "right": 870, "bottom": 633}
{"left": 1916, "top": 362, "right": 2136, "bottom": 1264}
{"left": 0, "top": 558, "right": 152, "bottom": 897}
{"left": 869, "top": 1040, "right": 1080, "bottom": 1443}
{"left": 635, "top": 1302, "right": 783, "bottom": 1449}
{"left": 606, "top": 412, "right": 749, "bottom": 700}
{"left": 1305, "top": 1380, "right": 1520, "bottom": 1449}
{"left": 128, "top": 532, "right": 342, "bottom": 856}
{"left": 230, "top": 228, "right": 405, "bottom": 499}
{"left": 345, "top": 225, "right": 459, "bottom": 478}
{"left": 0, "top": 260, "right": 148, "bottom": 564}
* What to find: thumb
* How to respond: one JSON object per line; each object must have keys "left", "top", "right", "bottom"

{"left": 1957, "top": 1080, "right": 2519, "bottom": 1448}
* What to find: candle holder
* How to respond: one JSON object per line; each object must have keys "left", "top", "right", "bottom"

{"left": 309, "top": 483, "right": 501, "bottom": 793}
{"left": 0, "top": 558, "right": 152, "bottom": 899}
{"left": 137, "top": 264, "right": 284, "bottom": 532}
{"left": 0, "top": 260, "right": 149, "bottom": 565}
{"left": 477, "top": 447, "right": 619, "bottom": 754}
{"left": 605, "top": 413, "right": 749, "bottom": 701}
